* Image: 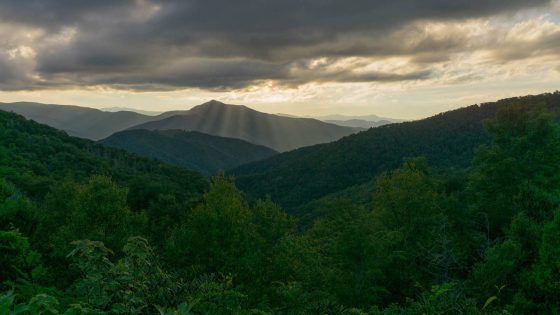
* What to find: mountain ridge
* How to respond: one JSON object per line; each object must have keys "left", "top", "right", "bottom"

{"left": 129, "top": 100, "right": 359, "bottom": 152}
{"left": 0, "top": 108, "right": 207, "bottom": 203}
{"left": 100, "top": 129, "right": 277, "bottom": 175}
{"left": 0, "top": 102, "right": 157, "bottom": 140}
{"left": 230, "top": 92, "right": 560, "bottom": 211}
{"left": 0, "top": 100, "right": 359, "bottom": 151}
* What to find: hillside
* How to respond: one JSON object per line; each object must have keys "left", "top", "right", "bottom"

{"left": 100, "top": 129, "right": 277, "bottom": 175}
{"left": 0, "top": 102, "right": 157, "bottom": 140}
{"left": 3, "top": 93, "right": 560, "bottom": 314}
{"left": 0, "top": 109, "right": 206, "bottom": 206}
{"left": 0, "top": 101, "right": 359, "bottom": 152}
{"left": 129, "top": 100, "right": 359, "bottom": 152}
{"left": 230, "top": 92, "right": 560, "bottom": 210}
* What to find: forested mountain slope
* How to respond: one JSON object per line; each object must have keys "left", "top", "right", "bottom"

{"left": 100, "top": 129, "right": 277, "bottom": 175}
{"left": 0, "top": 100, "right": 359, "bottom": 151}
{"left": 0, "top": 110, "right": 206, "bottom": 206}
{"left": 0, "top": 102, "right": 157, "bottom": 140}
{"left": 231, "top": 92, "right": 560, "bottom": 210}
{"left": 3, "top": 93, "right": 560, "bottom": 313}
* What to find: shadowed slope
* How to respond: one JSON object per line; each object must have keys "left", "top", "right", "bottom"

{"left": 130, "top": 100, "right": 359, "bottom": 152}
{"left": 100, "top": 129, "right": 277, "bottom": 175}
{"left": 0, "top": 102, "right": 157, "bottom": 140}
{"left": 0, "top": 100, "right": 359, "bottom": 152}
{"left": 0, "top": 109, "right": 207, "bottom": 203}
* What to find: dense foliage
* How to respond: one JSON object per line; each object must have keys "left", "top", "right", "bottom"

{"left": 2, "top": 93, "right": 560, "bottom": 314}
{"left": 0, "top": 110, "right": 206, "bottom": 207}
{"left": 100, "top": 130, "right": 277, "bottom": 175}
{"left": 231, "top": 92, "right": 560, "bottom": 211}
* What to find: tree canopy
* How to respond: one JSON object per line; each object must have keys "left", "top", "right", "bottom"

{"left": 2, "top": 94, "right": 560, "bottom": 314}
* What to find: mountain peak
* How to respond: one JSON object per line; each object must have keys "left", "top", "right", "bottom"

{"left": 192, "top": 100, "right": 255, "bottom": 113}
{"left": 203, "top": 99, "right": 226, "bottom": 106}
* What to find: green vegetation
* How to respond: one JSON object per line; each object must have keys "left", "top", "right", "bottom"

{"left": 0, "top": 109, "right": 206, "bottom": 204}
{"left": 232, "top": 92, "right": 560, "bottom": 211}
{"left": 100, "top": 130, "right": 277, "bottom": 175}
{"left": 0, "top": 102, "right": 157, "bottom": 140}
{"left": 1, "top": 100, "right": 359, "bottom": 152}
{"left": 2, "top": 93, "right": 560, "bottom": 314}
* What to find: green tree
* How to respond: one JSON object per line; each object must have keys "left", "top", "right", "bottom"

{"left": 0, "top": 229, "right": 54, "bottom": 309}
{"left": 304, "top": 201, "right": 386, "bottom": 308}
{"left": 469, "top": 105, "right": 560, "bottom": 236}
{"left": 168, "top": 175, "right": 259, "bottom": 276}
{"left": 44, "top": 176, "right": 144, "bottom": 258}
{"left": 468, "top": 212, "right": 542, "bottom": 309}
{"left": 0, "top": 179, "right": 36, "bottom": 234}
{"left": 515, "top": 208, "right": 560, "bottom": 313}
{"left": 66, "top": 237, "right": 180, "bottom": 314}
{"left": 168, "top": 175, "right": 294, "bottom": 287}
{"left": 0, "top": 290, "right": 61, "bottom": 315}
{"left": 371, "top": 158, "right": 451, "bottom": 302}
{"left": 33, "top": 175, "right": 146, "bottom": 289}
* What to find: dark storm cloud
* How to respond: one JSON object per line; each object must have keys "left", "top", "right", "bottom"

{"left": 0, "top": 0, "right": 552, "bottom": 90}
{"left": 78, "top": 58, "right": 291, "bottom": 91}
{"left": 0, "top": 51, "right": 33, "bottom": 90}
{"left": 35, "top": 56, "right": 432, "bottom": 91}
{"left": 0, "top": 1, "right": 132, "bottom": 30}
{"left": 490, "top": 31, "right": 560, "bottom": 61}
{"left": 147, "top": 0, "right": 550, "bottom": 59}
{"left": 0, "top": 54, "right": 18, "bottom": 85}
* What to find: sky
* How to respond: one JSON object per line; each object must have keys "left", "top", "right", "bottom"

{"left": 0, "top": 0, "right": 559, "bottom": 119}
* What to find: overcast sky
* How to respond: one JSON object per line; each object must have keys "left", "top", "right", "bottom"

{"left": 0, "top": 0, "right": 559, "bottom": 118}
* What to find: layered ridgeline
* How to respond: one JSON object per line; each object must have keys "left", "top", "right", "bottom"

{"left": 0, "top": 102, "right": 157, "bottom": 140}
{"left": 0, "top": 109, "right": 206, "bottom": 206}
{"left": 129, "top": 100, "right": 359, "bottom": 152}
{"left": 0, "top": 100, "right": 359, "bottom": 152}
{"left": 101, "top": 129, "right": 277, "bottom": 175}
{"left": 316, "top": 114, "right": 405, "bottom": 129}
{"left": 231, "top": 92, "right": 560, "bottom": 211}
{"left": 276, "top": 113, "right": 404, "bottom": 129}
{"left": 3, "top": 93, "right": 560, "bottom": 313}
{"left": 324, "top": 119, "right": 394, "bottom": 129}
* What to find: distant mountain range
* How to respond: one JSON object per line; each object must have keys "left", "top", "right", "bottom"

{"left": 0, "top": 100, "right": 359, "bottom": 152}
{"left": 314, "top": 113, "right": 401, "bottom": 121}
{"left": 323, "top": 119, "right": 396, "bottom": 129}
{"left": 0, "top": 102, "right": 156, "bottom": 140}
{"left": 101, "top": 107, "right": 162, "bottom": 116}
{"left": 276, "top": 113, "right": 404, "bottom": 129}
{"left": 100, "top": 129, "right": 277, "bottom": 175}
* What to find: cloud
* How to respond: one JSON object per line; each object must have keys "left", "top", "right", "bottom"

{"left": 33, "top": 56, "right": 432, "bottom": 92}
{"left": 0, "top": 44, "right": 39, "bottom": 90}
{"left": 0, "top": 0, "right": 555, "bottom": 91}
{"left": 487, "top": 16, "right": 560, "bottom": 61}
